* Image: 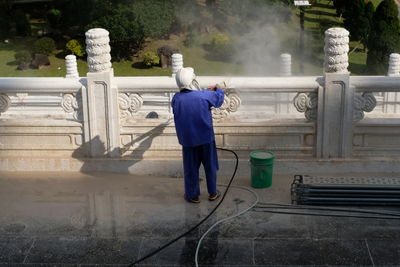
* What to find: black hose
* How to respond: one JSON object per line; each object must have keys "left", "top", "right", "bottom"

{"left": 128, "top": 147, "right": 239, "bottom": 266}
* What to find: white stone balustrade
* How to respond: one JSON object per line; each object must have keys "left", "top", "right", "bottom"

{"left": 1, "top": 27, "right": 400, "bottom": 174}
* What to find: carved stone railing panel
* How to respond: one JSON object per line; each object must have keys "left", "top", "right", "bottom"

{"left": 293, "top": 92, "right": 317, "bottom": 122}
{"left": 118, "top": 93, "right": 143, "bottom": 119}
{"left": 0, "top": 93, "right": 11, "bottom": 115}
{"left": 61, "top": 92, "right": 82, "bottom": 120}
{"left": 212, "top": 90, "right": 241, "bottom": 120}
{"left": 353, "top": 92, "right": 377, "bottom": 122}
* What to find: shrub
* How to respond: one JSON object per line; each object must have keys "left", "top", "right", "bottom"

{"left": 14, "top": 50, "right": 31, "bottom": 64}
{"left": 210, "top": 33, "right": 230, "bottom": 48}
{"left": 33, "top": 37, "right": 56, "bottom": 55}
{"left": 66, "top": 39, "right": 85, "bottom": 57}
{"left": 209, "top": 33, "right": 234, "bottom": 61}
{"left": 142, "top": 51, "right": 160, "bottom": 67}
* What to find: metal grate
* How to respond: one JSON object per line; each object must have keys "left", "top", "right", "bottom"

{"left": 291, "top": 175, "right": 400, "bottom": 206}
{"left": 301, "top": 175, "right": 400, "bottom": 186}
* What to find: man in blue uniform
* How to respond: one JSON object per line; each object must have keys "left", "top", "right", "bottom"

{"left": 172, "top": 67, "right": 225, "bottom": 203}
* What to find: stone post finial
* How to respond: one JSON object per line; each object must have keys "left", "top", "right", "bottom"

{"left": 85, "top": 28, "right": 112, "bottom": 73}
{"left": 280, "top": 53, "right": 291, "bottom": 77}
{"left": 388, "top": 53, "right": 400, "bottom": 76}
{"left": 171, "top": 53, "right": 183, "bottom": 76}
{"left": 65, "top": 55, "right": 79, "bottom": 78}
{"left": 324, "top": 27, "right": 349, "bottom": 74}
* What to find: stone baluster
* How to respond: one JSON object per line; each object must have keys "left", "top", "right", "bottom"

{"left": 384, "top": 53, "right": 400, "bottom": 113}
{"left": 388, "top": 53, "right": 400, "bottom": 76}
{"left": 171, "top": 53, "right": 183, "bottom": 76}
{"left": 61, "top": 56, "right": 80, "bottom": 120}
{"left": 82, "top": 28, "right": 120, "bottom": 157}
{"left": 278, "top": 53, "right": 291, "bottom": 113}
{"left": 65, "top": 55, "right": 79, "bottom": 78}
{"left": 279, "top": 53, "right": 291, "bottom": 77}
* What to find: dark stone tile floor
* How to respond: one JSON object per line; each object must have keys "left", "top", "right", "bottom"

{"left": 0, "top": 172, "right": 400, "bottom": 266}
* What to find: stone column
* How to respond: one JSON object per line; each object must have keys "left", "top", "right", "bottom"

{"left": 65, "top": 55, "right": 79, "bottom": 78}
{"left": 83, "top": 28, "right": 120, "bottom": 157}
{"left": 171, "top": 53, "right": 183, "bottom": 76}
{"left": 317, "top": 27, "right": 352, "bottom": 158}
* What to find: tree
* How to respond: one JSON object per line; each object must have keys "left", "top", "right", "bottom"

{"left": 88, "top": 1, "right": 175, "bottom": 61}
{"left": 55, "top": 0, "right": 99, "bottom": 35}
{"left": 88, "top": 4, "right": 145, "bottom": 61}
{"left": 131, "top": 0, "right": 175, "bottom": 39}
{"left": 47, "top": 9, "right": 62, "bottom": 29}
{"left": 14, "top": 10, "right": 31, "bottom": 36}
{"left": 172, "top": 0, "right": 203, "bottom": 32}
{"left": 367, "top": 0, "right": 400, "bottom": 74}
{"left": 343, "top": 0, "right": 374, "bottom": 50}
{"left": 0, "top": 0, "right": 11, "bottom": 39}
{"left": 333, "top": 0, "right": 348, "bottom": 17}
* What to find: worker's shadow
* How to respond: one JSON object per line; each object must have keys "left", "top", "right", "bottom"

{"left": 72, "top": 119, "right": 172, "bottom": 173}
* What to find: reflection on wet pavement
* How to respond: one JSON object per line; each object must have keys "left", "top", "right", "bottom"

{"left": 0, "top": 171, "right": 400, "bottom": 266}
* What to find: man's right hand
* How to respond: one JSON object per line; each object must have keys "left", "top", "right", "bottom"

{"left": 208, "top": 84, "right": 220, "bottom": 91}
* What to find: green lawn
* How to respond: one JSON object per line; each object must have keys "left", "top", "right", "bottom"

{"left": 0, "top": 0, "right": 371, "bottom": 77}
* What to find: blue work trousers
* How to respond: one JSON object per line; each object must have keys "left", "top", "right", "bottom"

{"left": 182, "top": 141, "right": 219, "bottom": 199}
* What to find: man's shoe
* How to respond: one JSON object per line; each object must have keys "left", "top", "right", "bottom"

{"left": 208, "top": 190, "right": 221, "bottom": 201}
{"left": 185, "top": 196, "right": 200, "bottom": 204}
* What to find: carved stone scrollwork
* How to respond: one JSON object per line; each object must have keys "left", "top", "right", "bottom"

{"left": 0, "top": 93, "right": 11, "bottom": 115}
{"left": 293, "top": 92, "right": 318, "bottom": 122}
{"left": 353, "top": 92, "right": 377, "bottom": 122}
{"left": 212, "top": 90, "right": 241, "bottom": 120}
{"left": 61, "top": 92, "right": 82, "bottom": 120}
{"left": 118, "top": 93, "right": 143, "bottom": 119}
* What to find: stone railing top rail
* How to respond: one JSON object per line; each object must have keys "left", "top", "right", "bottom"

{"left": 0, "top": 77, "right": 83, "bottom": 93}
{"left": 116, "top": 76, "right": 322, "bottom": 93}
{"left": 350, "top": 76, "right": 400, "bottom": 92}
{"left": 0, "top": 75, "right": 400, "bottom": 94}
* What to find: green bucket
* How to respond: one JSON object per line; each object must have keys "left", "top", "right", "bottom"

{"left": 249, "top": 150, "right": 275, "bottom": 188}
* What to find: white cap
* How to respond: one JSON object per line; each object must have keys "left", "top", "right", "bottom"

{"left": 175, "top": 67, "right": 196, "bottom": 89}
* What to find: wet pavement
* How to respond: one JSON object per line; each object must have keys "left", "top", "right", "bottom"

{"left": 0, "top": 171, "right": 400, "bottom": 266}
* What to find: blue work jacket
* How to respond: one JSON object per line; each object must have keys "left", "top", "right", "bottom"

{"left": 172, "top": 88, "right": 224, "bottom": 147}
